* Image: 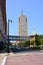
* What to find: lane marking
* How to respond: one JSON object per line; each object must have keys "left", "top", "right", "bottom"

{"left": 1, "top": 56, "right": 7, "bottom": 65}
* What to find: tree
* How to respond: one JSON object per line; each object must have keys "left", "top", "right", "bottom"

{"left": 23, "top": 41, "right": 30, "bottom": 47}
{"left": 35, "top": 34, "right": 41, "bottom": 47}
{"left": 18, "top": 42, "right": 24, "bottom": 47}
{"left": 23, "top": 41, "right": 27, "bottom": 47}
{"left": 27, "top": 41, "right": 30, "bottom": 47}
{"left": 41, "top": 39, "right": 43, "bottom": 45}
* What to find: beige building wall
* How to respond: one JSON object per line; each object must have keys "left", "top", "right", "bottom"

{"left": 18, "top": 13, "right": 28, "bottom": 36}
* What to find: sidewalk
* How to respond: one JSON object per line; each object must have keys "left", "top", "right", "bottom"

{"left": 0, "top": 51, "right": 43, "bottom": 65}
{"left": 0, "top": 53, "right": 7, "bottom": 65}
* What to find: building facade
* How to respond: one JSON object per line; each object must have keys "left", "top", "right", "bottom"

{"left": 18, "top": 12, "right": 28, "bottom": 36}
{"left": 0, "top": 0, "right": 7, "bottom": 35}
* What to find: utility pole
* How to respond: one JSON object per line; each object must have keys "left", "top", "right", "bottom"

{"left": 7, "top": 20, "right": 12, "bottom": 53}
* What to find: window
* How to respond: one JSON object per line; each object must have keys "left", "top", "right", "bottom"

{"left": 26, "top": 18, "right": 27, "bottom": 22}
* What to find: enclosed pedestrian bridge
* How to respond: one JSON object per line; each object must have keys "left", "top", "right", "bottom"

{"left": 7, "top": 35, "right": 30, "bottom": 41}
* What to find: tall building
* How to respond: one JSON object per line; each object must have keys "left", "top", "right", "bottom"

{"left": 18, "top": 11, "right": 28, "bottom": 36}
{"left": 0, "top": 0, "right": 7, "bottom": 35}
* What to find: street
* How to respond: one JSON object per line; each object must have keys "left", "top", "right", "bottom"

{"left": 0, "top": 50, "right": 43, "bottom": 65}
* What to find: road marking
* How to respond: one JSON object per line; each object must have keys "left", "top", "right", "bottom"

{"left": 1, "top": 56, "right": 7, "bottom": 65}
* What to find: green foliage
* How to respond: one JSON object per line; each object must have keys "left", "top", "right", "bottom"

{"left": 24, "top": 41, "right": 30, "bottom": 47}
{"left": 23, "top": 41, "right": 27, "bottom": 47}
{"left": 18, "top": 42, "right": 24, "bottom": 47}
{"left": 35, "top": 34, "right": 41, "bottom": 47}
{"left": 18, "top": 41, "right": 30, "bottom": 47}
{"left": 41, "top": 40, "right": 43, "bottom": 45}
{"left": 27, "top": 41, "right": 30, "bottom": 47}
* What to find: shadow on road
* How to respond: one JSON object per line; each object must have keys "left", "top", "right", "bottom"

{"left": 0, "top": 47, "right": 43, "bottom": 53}
{"left": 11, "top": 47, "right": 41, "bottom": 53}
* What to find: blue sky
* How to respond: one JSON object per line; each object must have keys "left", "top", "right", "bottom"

{"left": 6, "top": 0, "right": 43, "bottom": 36}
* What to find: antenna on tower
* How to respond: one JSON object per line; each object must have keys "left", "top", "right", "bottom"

{"left": 21, "top": 10, "right": 23, "bottom": 14}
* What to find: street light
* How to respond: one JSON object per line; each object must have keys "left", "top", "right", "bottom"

{"left": 7, "top": 19, "right": 12, "bottom": 53}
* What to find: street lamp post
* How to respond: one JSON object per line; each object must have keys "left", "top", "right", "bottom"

{"left": 7, "top": 20, "right": 12, "bottom": 53}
